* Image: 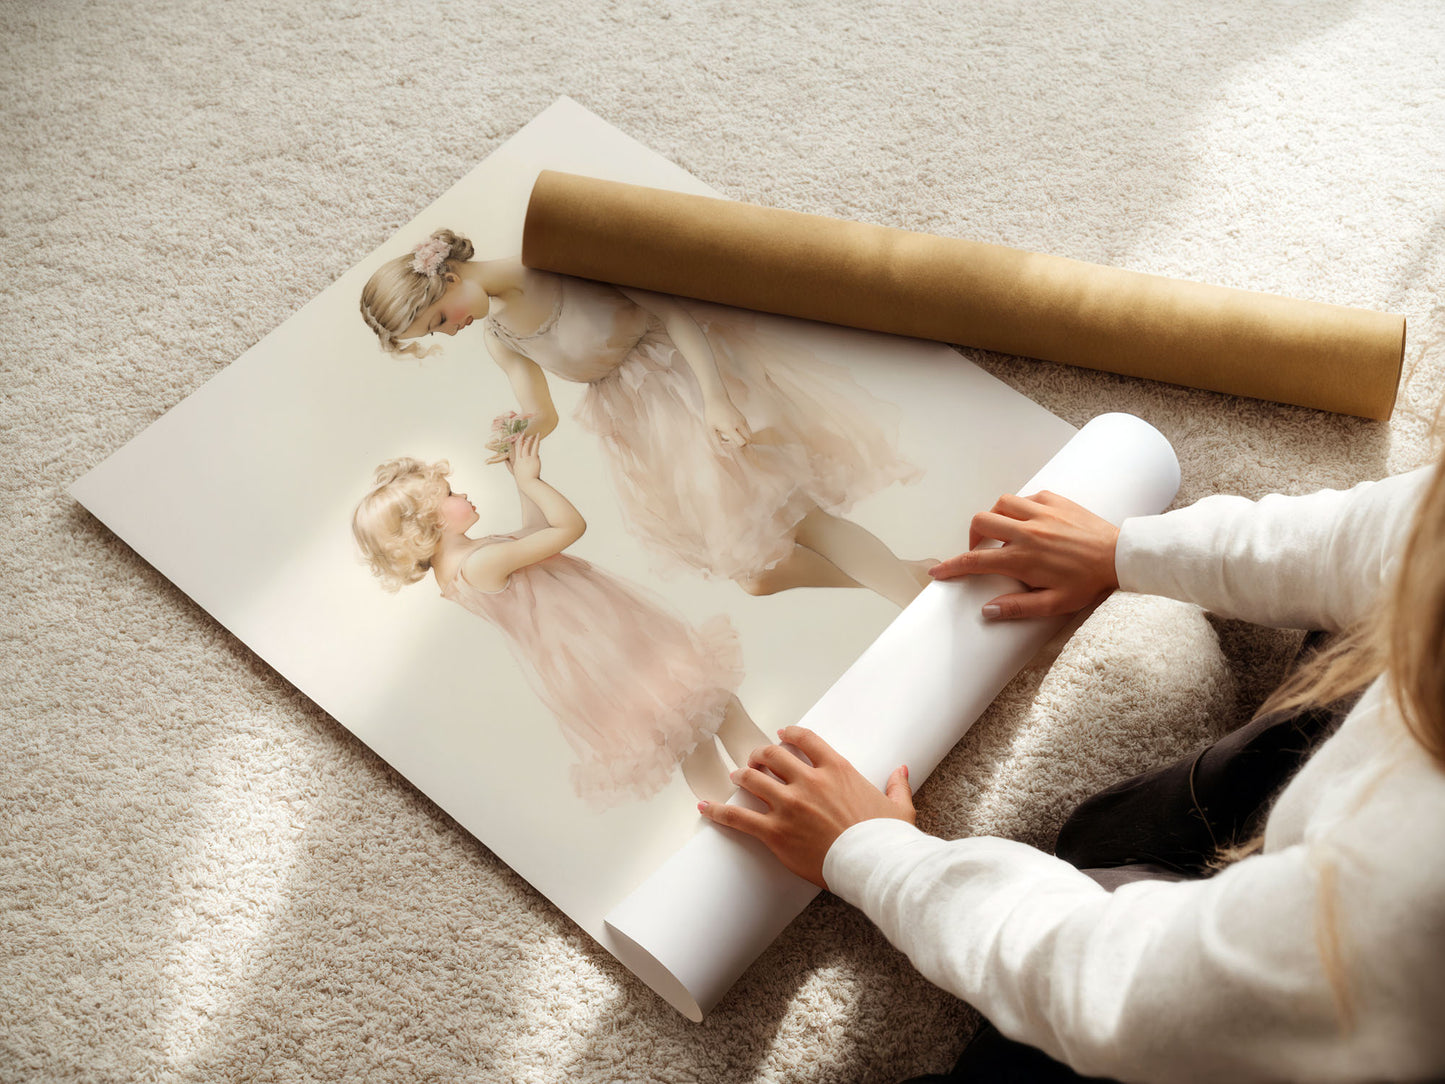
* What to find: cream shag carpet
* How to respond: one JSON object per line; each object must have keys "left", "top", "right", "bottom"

{"left": 2, "top": 1, "right": 1442, "bottom": 1081}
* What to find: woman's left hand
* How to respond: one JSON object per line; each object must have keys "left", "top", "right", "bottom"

{"left": 705, "top": 398, "right": 752, "bottom": 447}
{"left": 697, "top": 726, "right": 915, "bottom": 889}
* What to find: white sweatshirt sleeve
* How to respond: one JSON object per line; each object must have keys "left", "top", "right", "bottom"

{"left": 1113, "top": 468, "right": 1431, "bottom": 630}
{"left": 823, "top": 807, "right": 1443, "bottom": 1083}
{"left": 818, "top": 467, "right": 1444, "bottom": 1082}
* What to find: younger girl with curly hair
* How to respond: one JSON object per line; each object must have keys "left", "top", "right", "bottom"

{"left": 352, "top": 434, "right": 766, "bottom": 809}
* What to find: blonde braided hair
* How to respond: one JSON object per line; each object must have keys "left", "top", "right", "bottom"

{"left": 359, "top": 228, "right": 476, "bottom": 359}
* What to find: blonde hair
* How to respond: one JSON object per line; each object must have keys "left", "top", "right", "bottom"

{"left": 1217, "top": 442, "right": 1445, "bottom": 1029}
{"left": 359, "top": 228, "right": 476, "bottom": 358}
{"left": 1255, "top": 452, "right": 1445, "bottom": 767}
{"left": 1266, "top": 332, "right": 1445, "bottom": 765}
{"left": 352, "top": 457, "right": 452, "bottom": 590}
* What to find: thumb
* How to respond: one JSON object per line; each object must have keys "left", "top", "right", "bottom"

{"left": 886, "top": 765, "right": 916, "bottom": 822}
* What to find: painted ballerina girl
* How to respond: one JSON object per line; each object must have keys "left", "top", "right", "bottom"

{"left": 360, "top": 229, "right": 931, "bottom": 608}
{"left": 351, "top": 433, "right": 766, "bottom": 809}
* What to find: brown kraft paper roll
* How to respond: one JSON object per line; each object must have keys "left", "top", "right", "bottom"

{"left": 521, "top": 171, "right": 1406, "bottom": 419}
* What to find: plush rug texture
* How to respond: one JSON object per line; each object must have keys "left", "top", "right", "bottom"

{"left": 2, "top": 1, "right": 1443, "bottom": 1081}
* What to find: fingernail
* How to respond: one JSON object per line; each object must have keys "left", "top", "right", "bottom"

{"left": 776, "top": 728, "right": 786, "bottom": 739}
{"left": 903, "top": 765, "right": 910, "bottom": 780}
{"left": 982, "top": 604, "right": 1001, "bottom": 619}
{"left": 697, "top": 801, "right": 709, "bottom": 813}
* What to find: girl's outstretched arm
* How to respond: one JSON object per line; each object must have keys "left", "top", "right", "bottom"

{"left": 619, "top": 287, "right": 751, "bottom": 447}
{"left": 463, "top": 436, "right": 584, "bottom": 590}
{"left": 484, "top": 327, "right": 560, "bottom": 439}
{"left": 516, "top": 484, "right": 549, "bottom": 531}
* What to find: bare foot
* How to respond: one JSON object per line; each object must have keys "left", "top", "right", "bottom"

{"left": 717, "top": 696, "right": 770, "bottom": 770}
{"left": 682, "top": 739, "right": 736, "bottom": 803}
{"left": 908, "top": 558, "right": 939, "bottom": 590}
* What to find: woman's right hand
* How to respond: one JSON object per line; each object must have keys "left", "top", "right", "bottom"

{"left": 929, "top": 491, "right": 1120, "bottom": 620}
{"left": 507, "top": 433, "right": 543, "bottom": 481}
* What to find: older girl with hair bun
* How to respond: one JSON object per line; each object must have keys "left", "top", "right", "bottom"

{"left": 358, "top": 230, "right": 479, "bottom": 360}
{"left": 352, "top": 434, "right": 767, "bottom": 810}
{"left": 360, "top": 229, "right": 932, "bottom": 608}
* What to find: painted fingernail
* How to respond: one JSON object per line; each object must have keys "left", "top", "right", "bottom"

{"left": 982, "top": 604, "right": 1001, "bottom": 618}
{"left": 776, "top": 728, "right": 786, "bottom": 739}
{"left": 697, "top": 801, "right": 709, "bottom": 813}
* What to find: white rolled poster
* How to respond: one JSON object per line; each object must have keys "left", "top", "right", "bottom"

{"left": 605, "top": 413, "right": 1179, "bottom": 1020}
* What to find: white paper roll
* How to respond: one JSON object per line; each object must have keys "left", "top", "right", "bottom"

{"left": 604, "top": 413, "right": 1180, "bottom": 1020}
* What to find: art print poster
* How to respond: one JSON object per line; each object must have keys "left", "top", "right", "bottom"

{"left": 71, "top": 98, "right": 1077, "bottom": 1000}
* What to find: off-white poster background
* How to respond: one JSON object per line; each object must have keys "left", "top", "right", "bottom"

{"left": 70, "top": 98, "right": 1076, "bottom": 939}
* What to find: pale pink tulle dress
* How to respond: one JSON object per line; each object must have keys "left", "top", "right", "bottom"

{"left": 485, "top": 274, "right": 921, "bottom": 581}
{"left": 441, "top": 534, "right": 744, "bottom": 810}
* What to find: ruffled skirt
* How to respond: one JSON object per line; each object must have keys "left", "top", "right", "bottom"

{"left": 474, "top": 551, "right": 745, "bottom": 810}
{"left": 574, "top": 311, "right": 921, "bottom": 581}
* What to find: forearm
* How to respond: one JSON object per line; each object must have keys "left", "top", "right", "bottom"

{"left": 524, "top": 412, "right": 559, "bottom": 439}
{"left": 515, "top": 476, "right": 584, "bottom": 536}
{"left": 488, "top": 333, "right": 560, "bottom": 434}
{"left": 824, "top": 820, "right": 1370, "bottom": 1083}
{"left": 503, "top": 383, "right": 559, "bottom": 436}
{"left": 825, "top": 821, "right": 1122, "bottom": 1063}
{"left": 662, "top": 311, "right": 729, "bottom": 403}
{"left": 1116, "top": 469, "right": 1431, "bottom": 629}
{"left": 517, "top": 489, "right": 549, "bottom": 530}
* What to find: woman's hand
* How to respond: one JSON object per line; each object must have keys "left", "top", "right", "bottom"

{"left": 704, "top": 397, "right": 752, "bottom": 447}
{"left": 697, "top": 726, "right": 914, "bottom": 890}
{"left": 929, "top": 490, "right": 1119, "bottom": 620}
{"left": 507, "top": 433, "right": 543, "bottom": 481}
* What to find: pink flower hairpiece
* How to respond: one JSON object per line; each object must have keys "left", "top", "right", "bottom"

{"left": 411, "top": 237, "right": 451, "bottom": 277}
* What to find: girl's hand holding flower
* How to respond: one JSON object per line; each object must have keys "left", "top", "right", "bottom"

{"left": 486, "top": 411, "right": 537, "bottom": 464}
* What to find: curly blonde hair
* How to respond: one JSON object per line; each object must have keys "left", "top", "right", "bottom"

{"left": 1218, "top": 432, "right": 1445, "bottom": 1031}
{"left": 359, "top": 228, "right": 476, "bottom": 359}
{"left": 352, "top": 457, "right": 453, "bottom": 590}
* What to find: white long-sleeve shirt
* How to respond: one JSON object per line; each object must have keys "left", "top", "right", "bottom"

{"left": 823, "top": 469, "right": 1445, "bottom": 1083}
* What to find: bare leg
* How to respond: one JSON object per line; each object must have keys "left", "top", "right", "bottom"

{"left": 715, "top": 696, "right": 770, "bottom": 769}
{"left": 736, "top": 548, "right": 937, "bottom": 597}
{"left": 905, "top": 557, "right": 937, "bottom": 587}
{"left": 681, "top": 740, "right": 735, "bottom": 803}
{"left": 736, "top": 545, "right": 861, "bottom": 595}
{"left": 793, "top": 503, "right": 927, "bottom": 609}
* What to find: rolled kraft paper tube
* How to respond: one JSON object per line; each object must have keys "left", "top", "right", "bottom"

{"left": 522, "top": 171, "right": 1406, "bottom": 419}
